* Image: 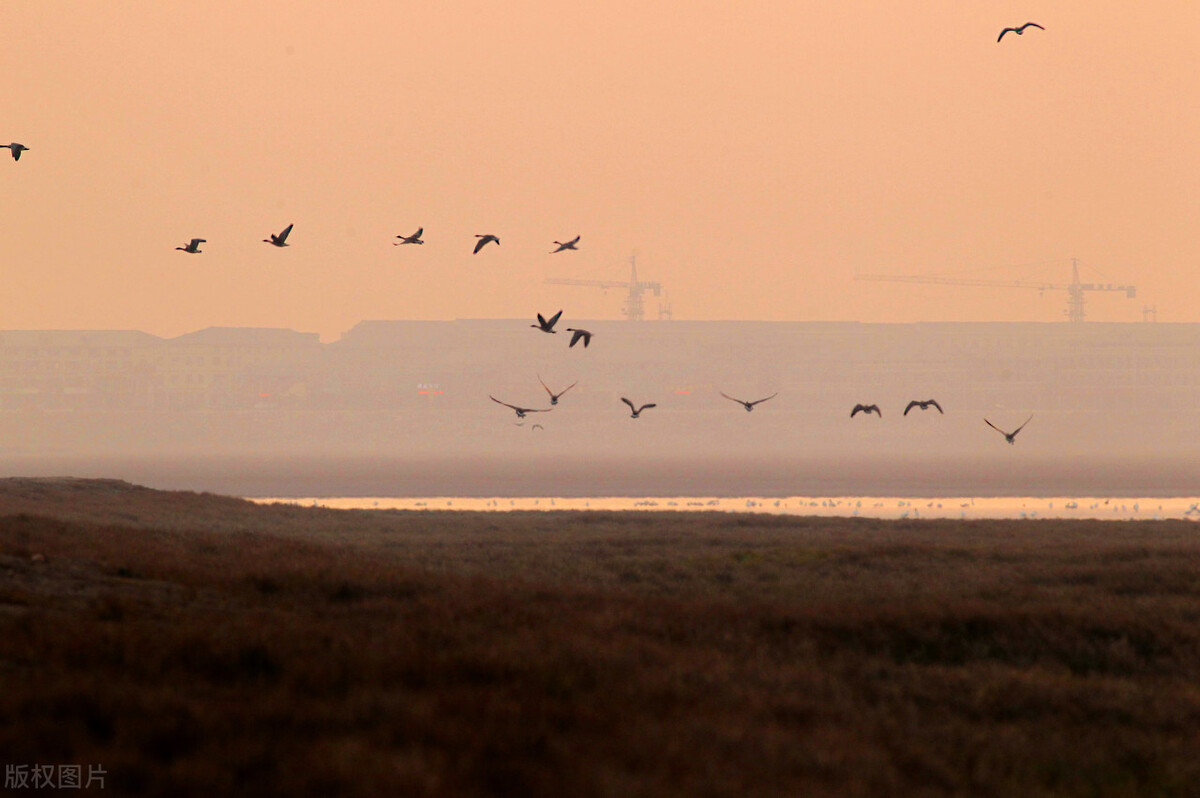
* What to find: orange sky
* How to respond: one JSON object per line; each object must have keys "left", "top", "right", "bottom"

{"left": 2, "top": 2, "right": 1197, "bottom": 338}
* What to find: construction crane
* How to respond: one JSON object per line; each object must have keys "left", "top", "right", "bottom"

{"left": 855, "top": 258, "right": 1136, "bottom": 323}
{"left": 545, "top": 256, "right": 665, "bottom": 321}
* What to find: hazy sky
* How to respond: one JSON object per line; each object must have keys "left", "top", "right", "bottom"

{"left": 3, "top": 2, "right": 1197, "bottom": 338}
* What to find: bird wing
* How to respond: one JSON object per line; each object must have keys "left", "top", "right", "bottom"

{"left": 998, "top": 28, "right": 1014, "bottom": 41}
{"left": 904, "top": 401, "right": 918, "bottom": 416}
{"left": 750, "top": 392, "right": 778, "bottom": 406}
{"left": 640, "top": 403, "right": 657, "bottom": 412}
{"left": 536, "top": 313, "right": 548, "bottom": 327}
{"left": 719, "top": 392, "right": 744, "bottom": 405}
{"left": 621, "top": 397, "right": 635, "bottom": 412}
{"left": 1011, "top": 415, "right": 1033, "bottom": 436}
{"left": 546, "top": 310, "right": 563, "bottom": 329}
{"left": 538, "top": 375, "right": 553, "bottom": 396}
{"left": 851, "top": 404, "right": 864, "bottom": 417}
{"left": 12, "top": 147, "right": 22, "bottom": 161}
{"left": 490, "top": 395, "right": 518, "bottom": 411}
{"left": 984, "top": 418, "right": 1006, "bottom": 435}
{"left": 414, "top": 227, "right": 423, "bottom": 238}
{"left": 869, "top": 405, "right": 882, "bottom": 417}
{"left": 569, "top": 329, "right": 588, "bottom": 347}
{"left": 559, "top": 380, "right": 578, "bottom": 397}
{"left": 1022, "top": 22, "right": 1044, "bottom": 31}
{"left": 568, "top": 235, "right": 580, "bottom": 246}
{"left": 473, "top": 237, "right": 487, "bottom": 254}
{"left": 277, "top": 224, "right": 293, "bottom": 243}
{"left": 929, "top": 399, "right": 944, "bottom": 414}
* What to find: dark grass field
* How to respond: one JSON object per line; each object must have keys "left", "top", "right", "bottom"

{"left": 3, "top": 479, "right": 1200, "bottom": 796}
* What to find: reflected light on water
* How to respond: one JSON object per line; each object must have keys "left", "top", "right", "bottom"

{"left": 250, "top": 496, "right": 1200, "bottom": 521}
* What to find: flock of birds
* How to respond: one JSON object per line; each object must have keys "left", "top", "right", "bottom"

{"left": 167, "top": 223, "right": 576, "bottom": 257}
{"left": 10, "top": 19, "right": 1044, "bottom": 443}
{"left": 494, "top": 307, "right": 1034, "bottom": 445}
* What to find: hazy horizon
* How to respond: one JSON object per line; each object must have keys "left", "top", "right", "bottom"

{"left": 4, "top": 2, "right": 1197, "bottom": 340}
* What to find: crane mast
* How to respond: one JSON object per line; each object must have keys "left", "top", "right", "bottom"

{"left": 545, "top": 256, "right": 665, "bottom": 321}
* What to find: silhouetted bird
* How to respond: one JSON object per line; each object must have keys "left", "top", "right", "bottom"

{"left": 531, "top": 424, "right": 545, "bottom": 431}
{"left": 394, "top": 228, "right": 424, "bottom": 245}
{"left": 490, "top": 395, "right": 550, "bottom": 419}
{"left": 985, "top": 415, "right": 1033, "bottom": 445}
{"left": 263, "top": 223, "right": 293, "bottom": 247}
{"left": 473, "top": 234, "right": 499, "bottom": 254}
{"left": 566, "top": 328, "right": 592, "bottom": 348}
{"left": 3, "top": 143, "right": 29, "bottom": 161}
{"left": 720, "top": 392, "right": 778, "bottom": 412}
{"left": 622, "top": 397, "right": 656, "bottom": 418}
{"left": 998, "top": 22, "right": 1044, "bottom": 42}
{"left": 850, "top": 404, "right": 882, "bottom": 418}
{"left": 551, "top": 235, "right": 580, "bottom": 253}
{"left": 531, "top": 310, "right": 563, "bottom": 334}
{"left": 175, "top": 238, "right": 206, "bottom": 254}
{"left": 539, "top": 375, "right": 577, "bottom": 405}
{"left": 904, "top": 399, "right": 943, "bottom": 416}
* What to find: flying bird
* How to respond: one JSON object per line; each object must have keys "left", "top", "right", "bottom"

{"left": 3, "top": 143, "right": 29, "bottom": 161}
{"left": 720, "top": 392, "right": 778, "bottom": 412}
{"left": 175, "top": 238, "right": 206, "bottom": 254}
{"left": 394, "top": 228, "right": 424, "bottom": 245}
{"left": 531, "top": 310, "right": 563, "bottom": 334}
{"left": 904, "top": 399, "right": 944, "bottom": 416}
{"left": 490, "top": 395, "right": 551, "bottom": 419}
{"left": 531, "top": 424, "right": 545, "bottom": 431}
{"left": 998, "top": 22, "right": 1044, "bottom": 42}
{"left": 850, "top": 404, "right": 882, "bottom": 418}
{"left": 263, "top": 223, "right": 293, "bottom": 247}
{"left": 566, "top": 328, "right": 592, "bottom": 348}
{"left": 551, "top": 235, "right": 580, "bottom": 253}
{"left": 622, "top": 397, "right": 656, "bottom": 419}
{"left": 539, "top": 375, "right": 578, "bottom": 405}
{"left": 985, "top": 415, "right": 1033, "bottom": 445}
{"left": 473, "top": 234, "right": 499, "bottom": 254}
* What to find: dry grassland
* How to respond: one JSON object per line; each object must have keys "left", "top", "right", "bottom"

{"left": 2, "top": 478, "right": 1200, "bottom": 796}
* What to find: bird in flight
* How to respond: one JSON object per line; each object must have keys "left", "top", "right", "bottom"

{"left": 175, "top": 238, "right": 206, "bottom": 254}
{"left": 539, "top": 375, "right": 578, "bottom": 405}
{"left": 394, "top": 228, "right": 424, "bottom": 245}
{"left": 531, "top": 424, "right": 545, "bottom": 431}
{"left": 720, "top": 392, "right": 778, "bottom": 412}
{"left": 263, "top": 223, "right": 293, "bottom": 247}
{"left": 551, "top": 235, "right": 580, "bottom": 253}
{"left": 490, "top": 395, "right": 550, "bottom": 419}
{"left": 985, "top": 415, "right": 1033, "bottom": 445}
{"left": 622, "top": 397, "right": 656, "bottom": 418}
{"left": 473, "top": 234, "right": 500, "bottom": 254}
{"left": 531, "top": 310, "right": 563, "bottom": 334}
{"left": 3, "top": 143, "right": 29, "bottom": 161}
{"left": 850, "top": 404, "right": 882, "bottom": 418}
{"left": 566, "top": 328, "right": 592, "bottom": 348}
{"left": 998, "top": 22, "right": 1044, "bottom": 42}
{"left": 904, "top": 399, "right": 943, "bottom": 416}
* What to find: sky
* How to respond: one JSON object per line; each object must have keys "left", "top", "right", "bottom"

{"left": 2, "top": 2, "right": 1197, "bottom": 339}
